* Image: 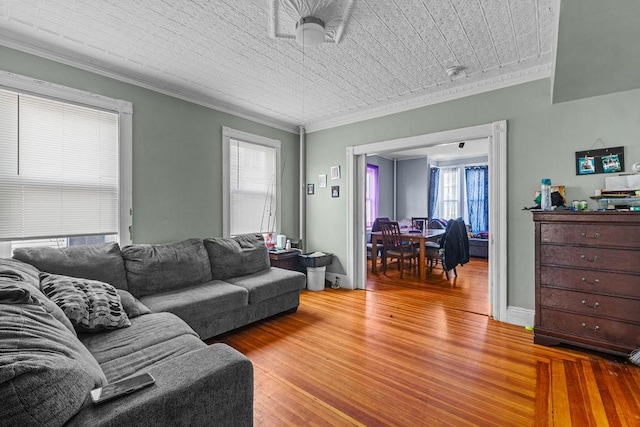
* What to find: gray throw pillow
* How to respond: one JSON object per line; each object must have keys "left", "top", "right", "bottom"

{"left": 13, "top": 242, "right": 129, "bottom": 290}
{"left": 40, "top": 273, "right": 131, "bottom": 332}
{"left": 0, "top": 303, "right": 106, "bottom": 427}
{"left": 116, "top": 289, "right": 152, "bottom": 318}
{"left": 0, "top": 257, "right": 40, "bottom": 288}
{"left": 204, "top": 233, "right": 270, "bottom": 280}
{"left": 0, "top": 259, "right": 76, "bottom": 335}
{"left": 121, "top": 238, "right": 213, "bottom": 297}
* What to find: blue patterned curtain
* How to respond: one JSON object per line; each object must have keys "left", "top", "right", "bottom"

{"left": 465, "top": 166, "right": 489, "bottom": 233}
{"left": 428, "top": 167, "right": 440, "bottom": 218}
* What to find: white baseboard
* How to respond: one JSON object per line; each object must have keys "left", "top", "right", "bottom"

{"left": 506, "top": 306, "right": 535, "bottom": 327}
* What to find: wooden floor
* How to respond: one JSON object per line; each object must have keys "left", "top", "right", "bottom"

{"left": 214, "top": 258, "right": 640, "bottom": 426}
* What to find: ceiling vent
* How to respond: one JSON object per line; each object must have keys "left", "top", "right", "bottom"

{"left": 446, "top": 66, "right": 465, "bottom": 78}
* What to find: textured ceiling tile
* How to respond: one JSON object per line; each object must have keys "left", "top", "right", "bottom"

{"left": 6, "top": 0, "right": 41, "bottom": 26}
{"left": 0, "top": 0, "right": 555, "bottom": 128}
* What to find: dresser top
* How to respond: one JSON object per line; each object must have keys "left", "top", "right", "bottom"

{"left": 533, "top": 210, "right": 640, "bottom": 224}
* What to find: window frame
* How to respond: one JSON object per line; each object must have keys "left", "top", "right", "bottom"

{"left": 0, "top": 71, "right": 132, "bottom": 257}
{"left": 222, "top": 126, "right": 281, "bottom": 238}
{"left": 365, "top": 163, "right": 379, "bottom": 228}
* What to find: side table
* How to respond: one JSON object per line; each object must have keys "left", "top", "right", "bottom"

{"left": 269, "top": 250, "right": 302, "bottom": 272}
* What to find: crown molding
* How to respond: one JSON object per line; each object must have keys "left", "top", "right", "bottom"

{"left": 304, "top": 63, "right": 552, "bottom": 133}
{"left": 0, "top": 34, "right": 300, "bottom": 134}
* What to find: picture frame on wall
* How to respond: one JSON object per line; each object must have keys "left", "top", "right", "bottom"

{"left": 331, "top": 166, "right": 341, "bottom": 180}
{"left": 601, "top": 154, "right": 622, "bottom": 173}
{"left": 331, "top": 186, "right": 339, "bottom": 198}
{"left": 578, "top": 156, "right": 595, "bottom": 175}
{"left": 318, "top": 174, "right": 327, "bottom": 188}
{"left": 575, "top": 145, "right": 625, "bottom": 175}
{"left": 307, "top": 183, "right": 314, "bottom": 195}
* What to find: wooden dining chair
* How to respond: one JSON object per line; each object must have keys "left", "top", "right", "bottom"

{"left": 367, "top": 217, "right": 390, "bottom": 260}
{"left": 379, "top": 221, "right": 419, "bottom": 279}
{"left": 424, "top": 219, "right": 446, "bottom": 270}
{"left": 424, "top": 218, "right": 469, "bottom": 279}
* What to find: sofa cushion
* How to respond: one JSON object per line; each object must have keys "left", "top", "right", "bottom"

{"left": 12, "top": 242, "right": 129, "bottom": 290}
{"left": 40, "top": 273, "right": 131, "bottom": 332}
{"left": 116, "top": 289, "right": 152, "bottom": 318}
{"left": 140, "top": 280, "right": 248, "bottom": 327}
{"left": 0, "top": 303, "right": 106, "bottom": 427}
{"left": 79, "top": 312, "right": 199, "bottom": 365}
{"left": 204, "top": 233, "right": 270, "bottom": 280}
{"left": 122, "top": 238, "right": 213, "bottom": 297}
{"left": 0, "top": 259, "right": 76, "bottom": 335}
{"left": 98, "top": 334, "right": 206, "bottom": 382}
{"left": 226, "top": 268, "right": 306, "bottom": 304}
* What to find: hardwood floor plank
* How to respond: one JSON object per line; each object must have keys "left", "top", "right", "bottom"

{"left": 535, "top": 361, "right": 552, "bottom": 427}
{"left": 213, "top": 258, "right": 640, "bottom": 426}
{"left": 578, "top": 360, "right": 609, "bottom": 426}
{"left": 564, "top": 359, "right": 594, "bottom": 426}
{"left": 594, "top": 360, "right": 640, "bottom": 426}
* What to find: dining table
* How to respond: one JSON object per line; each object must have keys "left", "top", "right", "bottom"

{"left": 370, "top": 228, "right": 446, "bottom": 280}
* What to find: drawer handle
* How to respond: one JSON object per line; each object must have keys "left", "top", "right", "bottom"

{"left": 581, "top": 277, "right": 600, "bottom": 285}
{"left": 582, "top": 323, "right": 600, "bottom": 332}
{"left": 580, "top": 255, "right": 599, "bottom": 262}
{"left": 581, "top": 300, "right": 600, "bottom": 308}
{"left": 580, "top": 232, "right": 601, "bottom": 239}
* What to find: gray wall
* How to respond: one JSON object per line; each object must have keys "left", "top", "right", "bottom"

{"left": 365, "top": 155, "right": 394, "bottom": 220}
{"left": 306, "top": 78, "right": 640, "bottom": 310}
{"left": 396, "top": 158, "right": 429, "bottom": 220}
{"left": 553, "top": 0, "right": 640, "bottom": 103}
{"left": 0, "top": 45, "right": 300, "bottom": 244}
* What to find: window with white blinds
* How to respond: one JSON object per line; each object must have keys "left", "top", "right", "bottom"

{"left": 437, "top": 167, "right": 461, "bottom": 220}
{"left": 222, "top": 127, "right": 281, "bottom": 237}
{"left": 0, "top": 88, "right": 119, "bottom": 241}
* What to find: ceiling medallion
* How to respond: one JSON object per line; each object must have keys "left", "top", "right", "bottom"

{"left": 269, "top": 0, "right": 355, "bottom": 45}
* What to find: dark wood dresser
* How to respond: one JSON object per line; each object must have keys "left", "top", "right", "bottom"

{"left": 533, "top": 211, "right": 640, "bottom": 356}
{"left": 268, "top": 250, "right": 302, "bottom": 272}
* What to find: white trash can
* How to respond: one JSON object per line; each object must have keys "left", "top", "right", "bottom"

{"left": 306, "top": 266, "right": 326, "bottom": 291}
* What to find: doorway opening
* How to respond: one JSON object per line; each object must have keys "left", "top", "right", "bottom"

{"left": 364, "top": 142, "right": 489, "bottom": 316}
{"left": 346, "top": 121, "right": 508, "bottom": 322}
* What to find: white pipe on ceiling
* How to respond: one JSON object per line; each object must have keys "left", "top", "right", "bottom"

{"left": 299, "top": 126, "right": 306, "bottom": 251}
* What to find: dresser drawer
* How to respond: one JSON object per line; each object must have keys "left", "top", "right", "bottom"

{"left": 540, "top": 266, "right": 640, "bottom": 298}
{"left": 539, "top": 308, "right": 640, "bottom": 347}
{"left": 540, "top": 287, "right": 640, "bottom": 323}
{"left": 540, "top": 245, "right": 640, "bottom": 273}
{"left": 540, "top": 223, "right": 640, "bottom": 248}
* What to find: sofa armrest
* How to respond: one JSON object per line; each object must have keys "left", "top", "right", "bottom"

{"left": 66, "top": 343, "right": 253, "bottom": 427}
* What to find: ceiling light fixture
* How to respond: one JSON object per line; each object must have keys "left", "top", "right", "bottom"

{"left": 296, "top": 16, "right": 326, "bottom": 46}
{"left": 270, "top": 0, "right": 355, "bottom": 45}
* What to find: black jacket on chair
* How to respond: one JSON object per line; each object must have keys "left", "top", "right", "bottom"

{"left": 440, "top": 218, "right": 470, "bottom": 272}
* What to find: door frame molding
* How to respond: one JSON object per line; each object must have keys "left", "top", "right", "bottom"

{"left": 346, "top": 120, "right": 508, "bottom": 321}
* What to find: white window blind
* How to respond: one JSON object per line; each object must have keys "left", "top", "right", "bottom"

{"left": 229, "top": 138, "right": 277, "bottom": 235}
{"left": 0, "top": 89, "right": 119, "bottom": 240}
{"left": 438, "top": 167, "right": 460, "bottom": 220}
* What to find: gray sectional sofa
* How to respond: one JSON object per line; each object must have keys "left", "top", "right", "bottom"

{"left": 0, "top": 233, "right": 307, "bottom": 427}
